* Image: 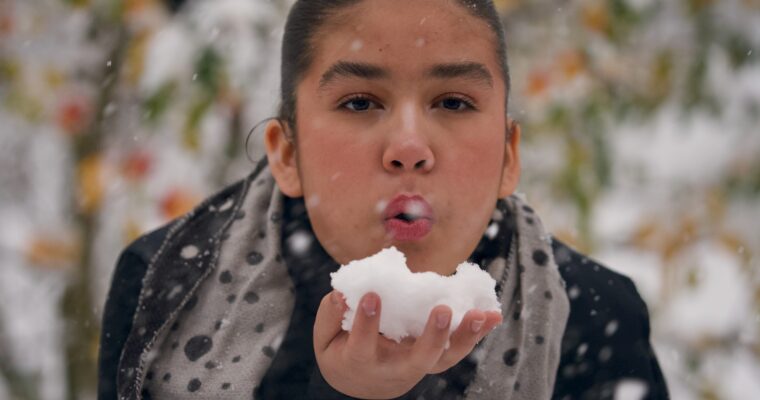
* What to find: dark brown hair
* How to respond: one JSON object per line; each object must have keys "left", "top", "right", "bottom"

{"left": 278, "top": 0, "right": 511, "bottom": 134}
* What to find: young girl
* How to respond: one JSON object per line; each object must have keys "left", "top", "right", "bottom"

{"left": 98, "top": 0, "right": 669, "bottom": 399}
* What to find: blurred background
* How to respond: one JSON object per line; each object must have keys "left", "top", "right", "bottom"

{"left": 0, "top": 0, "right": 758, "bottom": 399}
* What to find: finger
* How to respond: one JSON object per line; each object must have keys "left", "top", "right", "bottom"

{"left": 314, "top": 291, "right": 348, "bottom": 353}
{"left": 408, "top": 305, "right": 452, "bottom": 375}
{"left": 476, "top": 311, "right": 503, "bottom": 341}
{"left": 429, "top": 309, "right": 485, "bottom": 373}
{"left": 344, "top": 292, "right": 381, "bottom": 362}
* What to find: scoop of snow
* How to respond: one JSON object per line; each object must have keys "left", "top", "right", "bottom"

{"left": 330, "top": 246, "right": 501, "bottom": 342}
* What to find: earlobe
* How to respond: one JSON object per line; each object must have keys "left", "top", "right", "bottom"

{"left": 498, "top": 118, "right": 522, "bottom": 198}
{"left": 264, "top": 119, "right": 303, "bottom": 197}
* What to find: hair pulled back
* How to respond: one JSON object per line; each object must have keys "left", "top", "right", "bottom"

{"left": 278, "top": 0, "right": 510, "bottom": 134}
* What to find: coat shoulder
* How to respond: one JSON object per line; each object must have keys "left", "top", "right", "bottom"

{"left": 552, "top": 239, "right": 648, "bottom": 326}
{"left": 551, "top": 239, "right": 669, "bottom": 399}
{"left": 97, "top": 161, "right": 267, "bottom": 399}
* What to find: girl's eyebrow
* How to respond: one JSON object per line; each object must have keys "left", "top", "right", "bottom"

{"left": 318, "top": 61, "right": 493, "bottom": 90}
{"left": 428, "top": 62, "right": 493, "bottom": 87}
{"left": 319, "top": 61, "right": 389, "bottom": 89}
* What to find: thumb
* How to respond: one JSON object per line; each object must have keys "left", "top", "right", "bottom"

{"left": 313, "top": 291, "right": 347, "bottom": 353}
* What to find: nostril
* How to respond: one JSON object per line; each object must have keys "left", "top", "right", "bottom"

{"left": 414, "top": 160, "right": 426, "bottom": 169}
{"left": 391, "top": 160, "right": 403, "bottom": 168}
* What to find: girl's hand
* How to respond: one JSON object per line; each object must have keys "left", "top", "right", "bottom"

{"left": 313, "top": 291, "right": 503, "bottom": 399}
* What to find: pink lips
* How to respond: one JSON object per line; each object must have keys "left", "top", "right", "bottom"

{"left": 382, "top": 194, "right": 434, "bottom": 241}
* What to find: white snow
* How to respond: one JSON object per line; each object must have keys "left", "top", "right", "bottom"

{"left": 331, "top": 247, "right": 500, "bottom": 342}
{"left": 658, "top": 241, "right": 753, "bottom": 344}
{"left": 485, "top": 222, "right": 499, "bottom": 239}
{"left": 614, "top": 378, "right": 649, "bottom": 400}
{"left": 140, "top": 23, "right": 194, "bottom": 93}
{"left": 180, "top": 245, "right": 199, "bottom": 259}
{"left": 287, "top": 230, "right": 312, "bottom": 255}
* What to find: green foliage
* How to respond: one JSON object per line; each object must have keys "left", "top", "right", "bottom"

{"left": 650, "top": 50, "right": 675, "bottom": 105}
{"left": 195, "top": 47, "right": 224, "bottom": 94}
{"left": 63, "top": 0, "right": 90, "bottom": 7}
{"left": 724, "top": 161, "right": 760, "bottom": 197}
{"left": 724, "top": 33, "right": 756, "bottom": 69}
{"left": 606, "top": 0, "right": 642, "bottom": 43}
{"left": 183, "top": 94, "right": 214, "bottom": 151}
{"left": 143, "top": 83, "right": 176, "bottom": 124}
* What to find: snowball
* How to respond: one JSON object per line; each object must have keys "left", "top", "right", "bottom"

{"left": 330, "top": 247, "right": 501, "bottom": 342}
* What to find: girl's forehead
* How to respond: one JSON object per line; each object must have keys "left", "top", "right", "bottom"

{"left": 308, "top": 0, "right": 499, "bottom": 82}
{"left": 321, "top": 0, "right": 488, "bottom": 42}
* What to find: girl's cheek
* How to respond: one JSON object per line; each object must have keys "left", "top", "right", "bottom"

{"left": 307, "top": 115, "right": 328, "bottom": 130}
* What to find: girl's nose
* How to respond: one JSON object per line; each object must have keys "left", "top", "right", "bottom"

{"left": 382, "top": 106, "right": 435, "bottom": 174}
{"left": 382, "top": 141, "right": 434, "bottom": 173}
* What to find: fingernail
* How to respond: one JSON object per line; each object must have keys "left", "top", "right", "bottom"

{"left": 362, "top": 295, "right": 377, "bottom": 317}
{"left": 436, "top": 311, "right": 451, "bottom": 330}
{"left": 471, "top": 319, "right": 485, "bottom": 333}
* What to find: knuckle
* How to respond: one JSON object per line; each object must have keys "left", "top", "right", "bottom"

{"left": 405, "top": 361, "right": 430, "bottom": 377}
{"left": 449, "top": 333, "right": 474, "bottom": 350}
{"left": 344, "top": 341, "right": 373, "bottom": 364}
{"left": 345, "top": 350, "right": 372, "bottom": 365}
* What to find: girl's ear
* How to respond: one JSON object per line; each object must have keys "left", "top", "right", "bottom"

{"left": 498, "top": 118, "right": 522, "bottom": 198}
{"left": 264, "top": 119, "right": 303, "bottom": 197}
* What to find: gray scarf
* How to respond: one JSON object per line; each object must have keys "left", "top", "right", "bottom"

{"left": 142, "top": 165, "right": 569, "bottom": 399}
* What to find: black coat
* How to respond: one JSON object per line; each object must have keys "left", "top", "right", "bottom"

{"left": 97, "top": 166, "right": 669, "bottom": 399}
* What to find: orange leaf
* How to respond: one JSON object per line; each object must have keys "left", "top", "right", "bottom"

{"left": 0, "top": 9, "right": 14, "bottom": 36}
{"left": 124, "top": 31, "right": 151, "bottom": 85}
{"left": 160, "top": 188, "right": 199, "bottom": 220}
{"left": 553, "top": 228, "right": 585, "bottom": 253}
{"left": 717, "top": 231, "right": 743, "bottom": 254}
{"left": 556, "top": 50, "right": 586, "bottom": 81}
{"left": 56, "top": 96, "right": 92, "bottom": 136}
{"left": 45, "top": 68, "right": 66, "bottom": 90}
{"left": 77, "top": 155, "right": 104, "bottom": 214}
{"left": 582, "top": 3, "right": 610, "bottom": 35}
{"left": 717, "top": 231, "right": 752, "bottom": 266}
{"left": 123, "top": 218, "right": 145, "bottom": 246}
{"left": 493, "top": 0, "right": 521, "bottom": 14}
{"left": 124, "top": 0, "right": 156, "bottom": 15}
{"left": 661, "top": 216, "right": 698, "bottom": 262}
{"left": 25, "top": 235, "right": 80, "bottom": 269}
{"left": 121, "top": 150, "right": 153, "bottom": 181}
{"left": 525, "top": 69, "right": 551, "bottom": 97}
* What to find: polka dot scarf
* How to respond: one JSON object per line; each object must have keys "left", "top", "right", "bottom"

{"left": 140, "top": 165, "right": 569, "bottom": 399}
{"left": 463, "top": 196, "right": 570, "bottom": 399}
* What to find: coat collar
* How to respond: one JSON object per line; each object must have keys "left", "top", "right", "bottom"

{"left": 117, "top": 159, "right": 268, "bottom": 399}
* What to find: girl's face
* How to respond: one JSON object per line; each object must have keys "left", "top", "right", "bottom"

{"left": 266, "top": 0, "right": 520, "bottom": 275}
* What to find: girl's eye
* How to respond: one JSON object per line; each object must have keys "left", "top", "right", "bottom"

{"left": 340, "top": 96, "right": 378, "bottom": 112}
{"left": 437, "top": 96, "right": 475, "bottom": 111}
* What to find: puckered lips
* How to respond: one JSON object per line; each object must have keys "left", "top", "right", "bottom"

{"left": 382, "top": 194, "right": 435, "bottom": 241}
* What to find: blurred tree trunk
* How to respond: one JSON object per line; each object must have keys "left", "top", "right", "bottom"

{"left": 61, "top": 214, "right": 99, "bottom": 400}
{"left": 60, "top": 16, "right": 128, "bottom": 399}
